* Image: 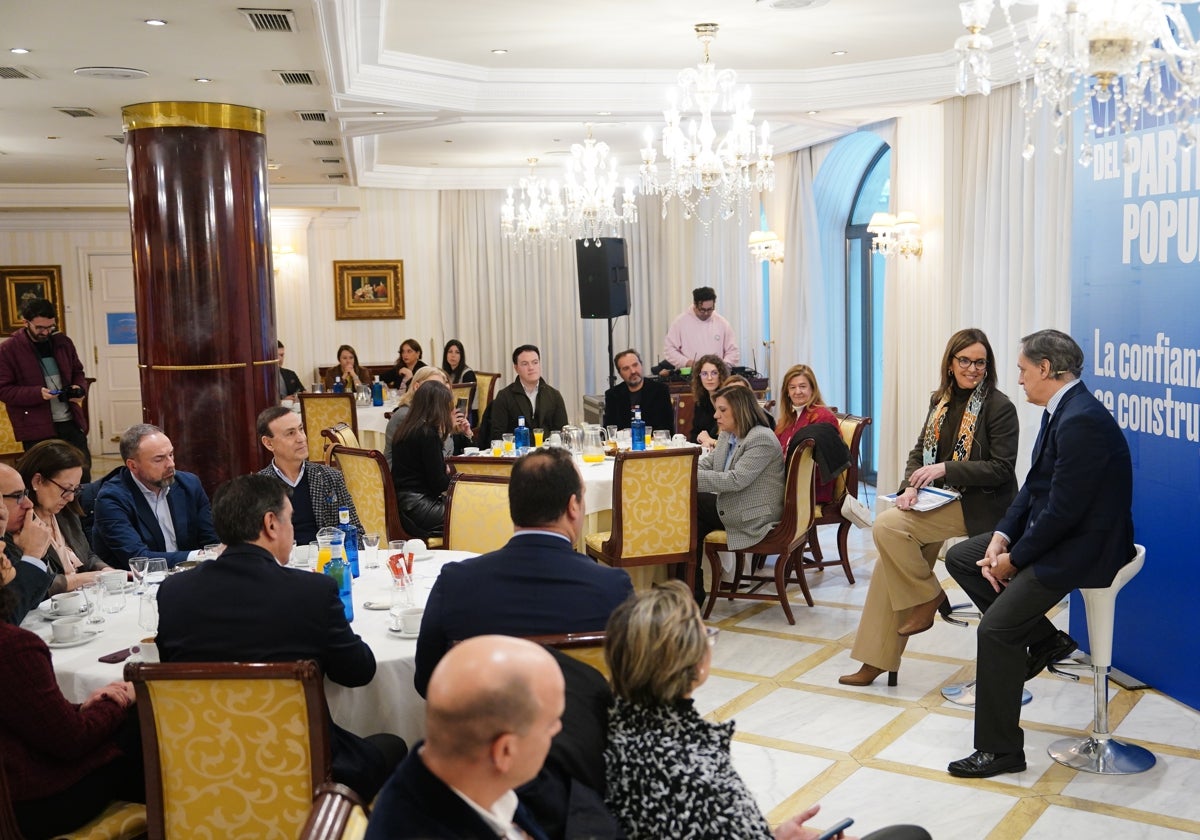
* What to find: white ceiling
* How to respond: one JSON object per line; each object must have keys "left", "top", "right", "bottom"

{"left": 0, "top": 0, "right": 1014, "bottom": 192}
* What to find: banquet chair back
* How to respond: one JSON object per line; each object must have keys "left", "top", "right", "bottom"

{"left": 473, "top": 371, "right": 500, "bottom": 425}
{"left": 703, "top": 440, "right": 818, "bottom": 625}
{"left": 0, "top": 401, "right": 23, "bottom": 466}
{"left": 322, "top": 423, "right": 361, "bottom": 465}
{"left": 802, "top": 413, "right": 871, "bottom": 584}
{"left": 671, "top": 393, "right": 695, "bottom": 437}
{"left": 329, "top": 445, "right": 413, "bottom": 544}
{"left": 450, "top": 381, "right": 476, "bottom": 413}
{"left": 301, "top": 393, "right": 358, "bottom": 463}
{"left": 124, "top": 659, "right": 331, "bottom": 840}
{"left": 584, "top": 448, "right": 699, "bottom": 589}
{"left": 522, "top": 630, "right": 609, "bottom": 679}
{"left": 443, "top": 474, "right": 513, "bottom": 553}
{"left": 0, "top": 759, "right": 146, "bottom": 840}
{"left": 446, "top": 455, "right": 518, "bottom": 478}
{"left": 297, "top": 783, "right": 369, "bottom": 840}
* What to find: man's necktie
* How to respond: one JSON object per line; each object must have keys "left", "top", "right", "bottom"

{"left": 1033, "top": 409, "right": 1051, "bottom": 457}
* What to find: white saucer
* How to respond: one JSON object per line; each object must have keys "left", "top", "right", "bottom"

{"left": 37, "top": 601, "right": 89, "bottom": 619}
{"left": 387, "top": 628, "right": 420, "bottom": 639}
{"left": 412, "top": 552, "right": 434, "bottom": 562}
{"left": 47, "top": 634, "right": 94, "bottom": 649}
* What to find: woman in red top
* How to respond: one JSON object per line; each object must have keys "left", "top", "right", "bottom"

{"left": 774, "top": 365, "right": 838, "bottom": 502}
{"left": 0, "top": 582, "right": 144, "bottom": 838}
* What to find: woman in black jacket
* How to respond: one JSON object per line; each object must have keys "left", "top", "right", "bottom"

{"left": 390, "top": 381, "right": 454, "bottom": 538}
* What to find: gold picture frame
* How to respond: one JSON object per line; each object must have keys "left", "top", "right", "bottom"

{"left": 0, "top": 265, "right": 66, "bottom": 334}
{"left": 333, "top": 260, "right": 405, "bottom": 320}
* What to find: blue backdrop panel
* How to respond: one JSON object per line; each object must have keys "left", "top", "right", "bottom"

{"left": 1071, "top": 86, "right": 1200, "bottom": 711}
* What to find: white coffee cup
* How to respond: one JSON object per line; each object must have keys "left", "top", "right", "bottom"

{"left": 463, "top": 446, "right": 480, "bottom": 456}
{"left": 50, "top": 591, "right": 85, "bottom": 614}
{"left": 406, "top": 539, "right": 427, "bottom": 557}
{"left": 51, "top": 616, "right": 83, "bottom": 643}
{"left": 100, "top": 570, "right": 127, "bottom": 593}
{"left": 401, "top": 607, "right": 424, "bottom": 635}
{"left": 672, "top": 433, "right": 688, "bottom": 447}
{"left": 139, "top": 638, "right": 160, "bottom": 663}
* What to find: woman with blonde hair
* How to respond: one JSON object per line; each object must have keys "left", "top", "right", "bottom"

{"left": 775, "top": 365, "right": 838, "bottom": 452}
{"left": 840, "top": 328, "right": 1018, "bottom": 687}
{"left": 383, "top": 367, "right": 471, "bottom": 467}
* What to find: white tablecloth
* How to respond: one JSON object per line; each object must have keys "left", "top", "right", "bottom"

{"left": 356, "top": 402, "right": 395, "bottom": 451}
{"left": 23, "top": 550, "right": 475, "bottom": 747}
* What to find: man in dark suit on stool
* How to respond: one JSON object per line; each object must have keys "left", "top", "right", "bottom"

{"left": 945, "top": 329, "right": 1135, "bottom": 779}
{"left": 155, "top": 474, "right": 405, "bottom": 801}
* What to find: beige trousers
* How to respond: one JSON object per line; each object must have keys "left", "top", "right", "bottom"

{"left": 849, "top": 501, "right": 967, "bottom": 671}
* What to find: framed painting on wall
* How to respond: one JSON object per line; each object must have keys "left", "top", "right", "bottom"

{"left": 0, "top": 265, "right": 66, "bottom": 334}
{"left": 333, "top": 260, "right": 405, "bottom": 320}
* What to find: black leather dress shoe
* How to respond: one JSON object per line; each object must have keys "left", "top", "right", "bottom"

{"left": 947, "top": 750, "right": 1026, "bottom": 778}
{"left": 1025, "top": 630, "right": 1078, "bottom": 681}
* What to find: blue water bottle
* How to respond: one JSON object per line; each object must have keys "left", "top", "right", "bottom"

{"left": 338, "top": 507, "right": 360, "bottom": 578}
{"left": 631, "top": 407, "right": 646, "bottom": 451}
{"left": 514, "top": 416, "right": 531, "bottom": 451}
{"left": 324, "top": 551, "right": 354, "bottom": 622}
{"left": 371, "top": 375, "right": 384, "bottom": 407}
{"left": 331, "top": 375, "right": 345, "bottom": 394}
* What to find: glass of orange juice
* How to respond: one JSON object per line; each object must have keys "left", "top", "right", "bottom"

{"left": 491, "top": 439, "right": 503, "bottom": 457}
{"left": 502, "top": 433, "right": 515, "bottom": 454}
{"left": 533, "top": 427, "right": 545, "bottom": 447}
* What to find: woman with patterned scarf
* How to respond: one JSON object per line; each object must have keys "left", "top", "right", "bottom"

{"left": 840, "top": 329, "right": 1019, "bottom": 687}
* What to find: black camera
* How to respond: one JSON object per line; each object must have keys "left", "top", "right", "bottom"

{"left": 58, "top": 385, "right": 84, "bottom": 403}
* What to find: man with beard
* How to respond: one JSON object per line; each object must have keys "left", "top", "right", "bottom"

{"left": 601, "top": 349, "right": 674, "bottom": 433}
{"left": 92, "top": 424, "right": 218, "bottom": 569}
{"left": 0, "top": 298, "right": 92, "bottom": 480}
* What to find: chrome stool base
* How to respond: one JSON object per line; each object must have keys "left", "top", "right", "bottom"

{"left": 1048, "top": 735, "right": 1156, "bottom": 774}
{"left": 942, "top": 680, "right": 1032, "bottom": 707}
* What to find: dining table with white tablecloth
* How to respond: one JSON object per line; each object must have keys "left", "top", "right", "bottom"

{"left": 21, "top": 550, "right": 474, "bottom": 748}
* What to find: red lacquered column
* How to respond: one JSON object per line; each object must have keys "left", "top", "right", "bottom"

{"left": 123, "top": 102, "right": 277, "bottom": 494}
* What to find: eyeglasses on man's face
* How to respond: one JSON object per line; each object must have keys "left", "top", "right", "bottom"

{"left": 1, "top": 489, "right": 29, "bottom": 503}
{"left": 954, "top": 355, "right": 988, "bottom": 371}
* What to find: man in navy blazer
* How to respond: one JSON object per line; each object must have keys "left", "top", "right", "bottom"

{"left": 946, "top": 329, "right": 1135, "bottom": 779}
{"left": 91, "top": 424, "right": 218, "bottom": 569}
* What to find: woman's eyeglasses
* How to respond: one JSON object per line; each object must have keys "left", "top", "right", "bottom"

{"left": 46, "top": 477, "right": 81, "bottom": 499}
{"left": 953, "top": 356, "right": 988, "bottom": 371}
{"left": 699, "top": 370, "right": 722, "bottom": 378}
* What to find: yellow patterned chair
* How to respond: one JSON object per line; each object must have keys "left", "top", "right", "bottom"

{"left": 300, "top": 393, "right": 358, "bottom": 463}
{"left": 450, "top": 381, "right": 475, "bottom": 415}
{"left": 443, "top": 474, "right": 513, "bottom": 554}
{"left": 703, "top": 440, "right": 817, "bottom": 625}
{"left": 584, "top": 448, "right": 699, "bottom": 590}
{"left": 0, "top": 401, "right": 25, "bottom": 466}
{"left": 445, "top": 455, "right": 518, "bottom": 478}
{"left": 522, "top": 630, "right": 609, "bottom": 679}
{"left": 321, "top": 422, "right": 361, "bottom": 465}
{"left": 124, "top": 659, "right": 331, "bottom": 840}
{"left": 330, "top": 444, "right": 442, "bottom": 548}
{"left": 802, "top": 412, "right": 871, "bottom": 584}
{"left": 297, "top": 782, "right": 369, "bottom": 840}
{"left": 0, "top": 762, "right": 146, "bottom": 840}
{"left": 472, "top": 372, "right": 501, "bottom": 434}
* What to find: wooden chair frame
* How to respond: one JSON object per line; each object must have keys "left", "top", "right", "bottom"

{"left": 671, "top": 392, "right": 696, "bottom": 438}
{"left": 445, "top": 454, "right": 519, "bottom": 477}
{"left": 297, "top": 782, "right": 368, "bottom": 840}
{"left": 472, "top": 371, "right": 501, "bottom": 425}
{"left": 585, "top": 448, "right": 699, "bottom": 590}
{"left": 802, "top": 413, "right": 871, "bottom": 584}
{"left": 301, "top": 393, "right": 359, "bottom": 463}
{"left": 450, "top": 381, "right": 476, "bottom": 411}
{"left": 321, "top": 422, "right": 360, "bottom": 465}
{"left": 703, "top": 440, "right": 818, "bottom": 625}
{"left": 124, "top": 659, "right": 331, "bottom": 840}
{"left": 329, "top": 444, "right": 418, "bottom": 543}
{"left": 442, "top": 473, "right": 513, "bottom": 553}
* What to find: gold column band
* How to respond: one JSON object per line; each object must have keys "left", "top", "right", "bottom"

{"left": 139, "top": 362, "right": 249, "bottom": 371}
{"left": 122, "top": 102, "right": 265, "bottom": 134}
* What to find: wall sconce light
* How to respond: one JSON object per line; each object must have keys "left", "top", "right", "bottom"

{"left": 867, "top": 211, "right": 923, "bottom": 258}
{"left": 271, "top": 244, "right": 295, "bottom": 274}
{"left": 748, "top": 229, "right": 784, "bottom": 264}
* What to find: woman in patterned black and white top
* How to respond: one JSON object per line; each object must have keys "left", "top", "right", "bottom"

{"left": 603, "top": 581, "right": 853, "bottom": 840}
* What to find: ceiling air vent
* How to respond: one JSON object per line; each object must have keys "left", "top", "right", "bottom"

{"left": 55, "top": 106, "right": 98, "bottom": 118}
{"left": 319, "top": 157, "right": 343, "bottom": 165}
{"left": 310, "top": 138, "right": 338, "bottom": 147}
{"left": 275, "top": 70, "right": 317, "bottom": 86}
{"left": 239, "top": 8, "right": 296, "bottom": 32}
{"left": 0, "top": 66, "right": 38, "bottom": 80}
{"left": 107, "top": 134, "right": 126, "bottom": 144}
{"left": 327, "top": 173, "right": 347, "bottom": 180}
{"left": 296, "top": 110, "right": 328, "bottom": 122}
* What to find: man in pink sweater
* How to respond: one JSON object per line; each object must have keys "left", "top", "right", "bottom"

{"left": 662, "top": 286, "right": 740, "bottom": 370}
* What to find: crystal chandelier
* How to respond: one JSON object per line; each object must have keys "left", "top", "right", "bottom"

{"left": 500, "top": 158, "right": 565, "bottom": 249}
{"left": 954, "top": 1, "right": 1200, "bottom": 165}
{"left": 748, "top": 230, "right": 784, "bottom": 263}
{"left": 866, "top": 211, "right": 923, "bottom": 259}
{"left": 640, "top": 23, "right": 775, "bottom": 227}
{"left": 562, "top": 125, "right": 638, "bottom": 246}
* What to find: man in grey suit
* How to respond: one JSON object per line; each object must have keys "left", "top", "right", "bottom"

{"left": 945, "top": 329, "right": 1136, "bottom": 779}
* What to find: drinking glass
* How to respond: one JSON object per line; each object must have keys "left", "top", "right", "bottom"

{"left": 203, "top": 543, "right": 222, "bottom": 560}
{"left": 363, "top": 533, "right": 381, "bottom": 569}
{"left": 653, "top": 430, "right": 671, "bottom": 448}
{"left": 139, "top": 586, "right": 159, "bottom": 634}
{"left": 388, "top": 540, "right": 407, "bottom": 577}
{"left": 128, "top": 557, "right": 149, "bottom": 594}
{"left": 502, "top": 433, "right": 515, "bottom": 454}
{"left": 645, "top": 426, "right": 654, "bottom": 447}
{"left": 533, "top": 428, "right": 545, "bottom": 447}
{"left": 100, "top": 570, "right": 127, "bottom": 613}
{"left": 145, "top": 558, "right": 168, "bottom": 585}
{"left": 80, "top": 583, "right": 105, "bottom": 624}
{"left": 491, "top": 439, "right": 503, "bottom": 457}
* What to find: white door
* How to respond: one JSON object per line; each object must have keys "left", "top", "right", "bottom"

{"left": 86, "top": 253, "right": 142, "bottom": 455}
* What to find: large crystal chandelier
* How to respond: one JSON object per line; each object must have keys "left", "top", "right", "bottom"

{"left": 955, "top": 1, "right": 1200, "bottom": 165}
{"left": 640, "top": 23, "right": 775, "bottom": 227}
{"left": 500, "top": 158, "right": 565, "bottom": 249}
{"left": 562, "top": 125, "right": 638, "bottom": 246}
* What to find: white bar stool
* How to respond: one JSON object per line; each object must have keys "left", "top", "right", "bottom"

{"left": 1048, "top": 544, "right": 1155, "bottom": 774}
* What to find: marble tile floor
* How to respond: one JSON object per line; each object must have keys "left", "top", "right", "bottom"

{"left": 693, "top": 525, "right": 1200, "bottom": 839}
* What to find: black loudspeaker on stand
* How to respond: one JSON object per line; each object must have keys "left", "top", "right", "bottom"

{"left": 576, "top": 237, "right": 629, "bottom": 387}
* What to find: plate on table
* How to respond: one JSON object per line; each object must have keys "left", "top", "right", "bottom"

{"left": 36, "top": 600, "right": 89, "bottom": 620}
{"left": 47, "top": 634, "right": 96, "bottom": 650}
{"left": 387, "top": 628, "right": 420, "bottom": 639}
{"left": 411, "top": 551, "right": 435, "bottom": 562}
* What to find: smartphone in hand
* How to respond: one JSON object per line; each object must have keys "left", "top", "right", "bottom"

{"left": 815, "top": 818, "right": 854, "bottom": 840}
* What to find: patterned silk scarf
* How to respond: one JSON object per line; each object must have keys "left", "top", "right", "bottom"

{"left": 921, "top": 382, "right": 986, "bottom": 481}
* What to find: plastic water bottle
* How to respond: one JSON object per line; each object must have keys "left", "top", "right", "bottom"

{"left": 332, "top": 376, "right": 344, "bottom": 394}
{"left": 324, "top": 552, "right": 354, "bottom": 622}
{"left": 631, "top": 407, "right": 646, "bottom": 451}
{"left": 371, "top": 375, "right": 384, "bottom": 406}
{"left": 514, "top": 415, "right": 531, "bottom": 451}
{"left": 338, "top": 507, "right": 360, "bottom": 578}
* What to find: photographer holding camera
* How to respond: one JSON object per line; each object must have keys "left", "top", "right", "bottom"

{"left": 0, "top": 298, "right": 92, "bottom": 480}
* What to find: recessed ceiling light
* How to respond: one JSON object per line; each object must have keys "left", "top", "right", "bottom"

{"left": 145, "top": 19, "right": 167, "bottom": 26}
{"left": 491, "top": 49, "right": 508, "bottom": 55}
{"left": 831, "top": 50, "right": 847, "bottom": 56}
{"left": 98, "top": 166, "right": 125, "bottom": 172}
{"left": 9, "top": 47, "right": 29, "bottom": 55}
{"left": 444, "top": 139, "right": 452, "bottom": 143}
{"left": 596, "top": 111, "right": 612, "bottom": 116}
{"left": 807, "top": 110, "right": 819, "bottom": 115}
{"left": 373, "top": 111, "right": 385, "bottom": 115}
{"left": 46, "top": 136, "right": 59, "bottom": 140}
{"left": 267, "top": 162, "right": 281, "bottom": 170}
{"left": 194, "top": 77, "right": 211, "bottom": 84}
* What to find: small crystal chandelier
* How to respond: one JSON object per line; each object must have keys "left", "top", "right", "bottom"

{"left": 640, "top": 23, "right": 775, "bottom": 228}
{"left": 748, "top": 230, "right": 784, "bottom": 263}
{"left": 562, "top": 125, "right": 638, "bottom": 246}
{"left": 954, "top": 1, "right": 1200, "bottom": 165}
{"left": 500, "top": 158, "right": 565, "bottom": 249}
{"left": 866, "top": 211, "right": 923, "bottom": 259}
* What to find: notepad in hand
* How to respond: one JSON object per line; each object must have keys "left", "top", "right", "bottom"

{"left": 881, "top": 486, "right": 962, "bottom": 512}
